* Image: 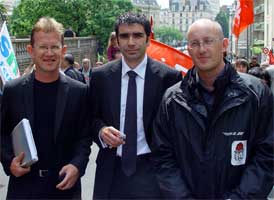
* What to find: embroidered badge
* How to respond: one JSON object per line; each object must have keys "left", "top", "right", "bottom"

{"left": 231, "top": 140, "right": 247, "bottom": 166}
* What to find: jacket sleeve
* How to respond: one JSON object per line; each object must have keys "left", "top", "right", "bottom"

{"left": 151, "top": 94, "right": 192, "bottom": 199}
{"left": 225, "top": 86, "right": 274, "bottom": 199}
{"left": 0, "top": 83, "right": 15, "bottom": 176}
{"left": 89, "top": 71, "right": 107, "bottom": 148}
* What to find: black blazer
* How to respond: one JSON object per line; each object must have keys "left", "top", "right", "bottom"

{"left": 0, "top": 72, "right": 91, "bottom": 196}
{"left": 90, "top": 57, "right": 182, "bottom": 198}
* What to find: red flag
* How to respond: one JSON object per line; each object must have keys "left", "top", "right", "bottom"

{"left": 232, "top": 0, "right": 254, "bottom": 38}
{"left": 150, "top": 16, "right": 154, "bottom": 39}
{"left": 269, "top": 50, "right": 274, "bottom": 65}
{"left": 147, "top": 39, "right": 193, "bottom": 75}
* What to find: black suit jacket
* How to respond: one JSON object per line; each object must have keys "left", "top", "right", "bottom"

{"left": 90, "top": 57, "right": 182, "bottom": 198}
{"left": 0, "top": 72, "right": 91, "bottom": 197}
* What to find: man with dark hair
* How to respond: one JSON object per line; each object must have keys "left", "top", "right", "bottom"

{"left": 0, "top": 17, "right": 91, "bottom": 199}
{"left": 249, "top": 55, "right": 260, "bottom": 69}
{"left": 90, "top": 12, "right": 181, "bottom": 199}
{"left": 61, "top": 53, "right": 85, "bottom": 83}
{"left": 152, "top": 18, "right": 274, "bottom": 199}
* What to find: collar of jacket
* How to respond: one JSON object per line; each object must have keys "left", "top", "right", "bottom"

{"left": 174, "top": 60, "right": 250, "bottom": 122}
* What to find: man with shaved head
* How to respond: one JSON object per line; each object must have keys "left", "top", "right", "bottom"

{"left": 152, "top": 19, "right": 274, "bottom": 199}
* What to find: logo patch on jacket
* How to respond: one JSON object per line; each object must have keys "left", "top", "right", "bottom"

{"left": 231, "top": 140, "right": 247, "bottom": 166}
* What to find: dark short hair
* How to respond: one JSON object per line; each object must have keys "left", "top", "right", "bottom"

{"left": 114, "top": 12, "right": 151, "bottom": 37}
{"left": 247, "top": 67, "right": 271, "bottom": 87}
{"left": 64, "top": 53, "right": 74, "bottom": 65}
{"left": 236, "top": 58, "right": 249, "bottom": 69}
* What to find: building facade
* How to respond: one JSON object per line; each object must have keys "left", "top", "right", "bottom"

{"left": 160, "top": 0, "right": 220, "bottom": 38}
{"left": 131, "top": 0, "right": 161, "bottom": 28}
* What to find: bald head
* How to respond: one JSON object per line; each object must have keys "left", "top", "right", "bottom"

{"left": 187, "top": 19, "right": 224, "bottom": 40}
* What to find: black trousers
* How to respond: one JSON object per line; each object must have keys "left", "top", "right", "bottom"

{"left": 109, "top": 154, "right": 162, "bottom": 199}
{"left": 6, "top": 169, "right": 81, "bottom": 199}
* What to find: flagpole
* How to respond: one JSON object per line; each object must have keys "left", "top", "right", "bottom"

{"left": 235, "top": 38, "right": 239, "bottom": 58}
{"left": 247, "top": 27, "right": 249, "bottom": 59}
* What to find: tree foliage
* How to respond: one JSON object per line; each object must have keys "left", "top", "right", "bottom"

{"left": 8, "top": 0, "right": 134, "bottom": 48}
{"left": 0, "top": 2, "right": 8, "bottom": 22}
{"left": 215, "top": 10, "right": 229, "bottom": 38}
{"left": 154, "top": 26, "right": 183, "bottom": 46}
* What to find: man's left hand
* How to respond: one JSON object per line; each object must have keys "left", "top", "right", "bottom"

{"left": 56, "top": 164, "right": 79, "bottom": 190}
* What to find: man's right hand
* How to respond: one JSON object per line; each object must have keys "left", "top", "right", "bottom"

{"left": 10, "top": 152, "right": 31, "bottom": 177}
{"left": 100, "top": 126, "right": 125, "bottom": 148}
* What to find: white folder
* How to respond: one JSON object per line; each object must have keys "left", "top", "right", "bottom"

{"left": 11, "top": 118, "right": 38, "bottom": 167}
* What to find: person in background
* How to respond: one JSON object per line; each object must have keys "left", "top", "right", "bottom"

{"left": 249, "top": 55, "right": 260, "bottom": 69}
{"left": 265, "top": 64, "right": 274, "bottom": 94}
{"left": 107, "top": 32, "right": 119, "bottom": 61}
{"left": 90, "top": 12, "right": 181, "bottom": 199}
{"left": 79, "top": 58, "right": 92, "bottom": 84}
{"left": 113, "top": 49, "right": 122, "bottom": 60}
{"left": 61, "top": 53, "right": 85, "bottom": 83}
{"left": 64, "top": 27, "right": 75, "bottom": 38}
{"left": 73, "top": 61, "right": 81, "bottom": 70}
{"left": 152, "top": 18, "right": 274, "bottom": 199}
{"left": 95, "top": 61, "right": 103, "bottom": 67}
{"left": 248, "top": 66, "right": 271, "bottom": 88}
{"left": 0, "top": 17, "right": 91, "bottom": 199}
{"left": 235, "top": 58, "right": 249, "bottom": 73}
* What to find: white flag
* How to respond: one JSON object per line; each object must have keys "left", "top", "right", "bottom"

{"left": 0, "top": 21, "right": 20, "bottom": 84}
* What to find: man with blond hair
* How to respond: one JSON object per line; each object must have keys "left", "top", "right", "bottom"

{"left": 0, "top": 17, "right": 91, "bottom": 199}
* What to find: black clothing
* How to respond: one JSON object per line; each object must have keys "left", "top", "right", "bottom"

{"left": 90, "top": 58, "right": 182, "bottom": 199}
{"left": 152, "top": 62, "right": 274, "bottom": 199}
{"left": 249, "top": 62, "right": 260, "bottom": 69}
{"left": 1, "top": 72, "right": 91, "bottom": 199}
{"left": 33, "top": 79, "right": 58, "bottom": 168}
{"left": 64, "top": 66, "right": 86, "bottom": 84}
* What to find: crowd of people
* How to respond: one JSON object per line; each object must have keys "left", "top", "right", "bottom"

{"left": 0, "top": 12, "right": 273, "bottom": 200}
{"left": 233, "top": 55, "right": 273, "bottom": 93}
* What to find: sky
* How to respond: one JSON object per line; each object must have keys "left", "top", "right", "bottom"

{"left": 156, "top": 0, "right": 235, "bottom": 9}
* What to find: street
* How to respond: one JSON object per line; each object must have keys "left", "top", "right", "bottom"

{"left": 0, "top": 144, "right": 98, "bottom": 200}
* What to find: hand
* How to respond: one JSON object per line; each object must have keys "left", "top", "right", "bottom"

{"left": 56, "top": 164, "right": 79, "bottom": 190}
{"left": 10, "top": 152, "right": 31, "bottom": 177}
{"left": 100, "top": 126, "right": 125, "bottom": 148}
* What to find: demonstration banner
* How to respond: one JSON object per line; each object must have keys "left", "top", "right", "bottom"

{"left": 147, "top": 39, "right": 193, "bottom": 75}
{"left": 232, "top": 0, "right": 254, "bottom": 38}
{"left": 0, "top": 21, "right": 20, "bottom": 84}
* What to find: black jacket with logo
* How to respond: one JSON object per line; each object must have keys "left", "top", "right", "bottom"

{"left": 152, "top": 62, "right": 274, "bottom": 199}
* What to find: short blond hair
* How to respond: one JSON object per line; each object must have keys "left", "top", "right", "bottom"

{"left": 30, "top": 17, "right": 64, "bottom": 46}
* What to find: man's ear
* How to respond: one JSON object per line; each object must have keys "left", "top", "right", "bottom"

{"left": 222, "top": 38, "right": 229, "bottom": 53}
{"left": 62, "top": 45, "right": 67, "bottom": 55}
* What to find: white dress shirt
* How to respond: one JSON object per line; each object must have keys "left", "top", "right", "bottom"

{"left": 99, "top": 55, "right": 151, "bottom": 156}
{"left": 117, "top": 54, "right": 151, "bottom": 156}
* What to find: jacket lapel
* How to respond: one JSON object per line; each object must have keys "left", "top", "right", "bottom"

{"left": 143, "top": 58, "right": 159, "bottom": 133}
{"left": 54, "top": 73, "right": 69, "bottom": 140}
{"left": 23, "top": 73, "right": 35, "bottom": 128}
{"left": 109, "top": 61, "right": 122, "bottom": 129}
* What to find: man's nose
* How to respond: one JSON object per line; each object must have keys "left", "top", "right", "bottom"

{"left": 128, "top": 36, "right": 135, "bottom": 45}
{"left": 198, "top": 43, "right": 207, "bottom": 52}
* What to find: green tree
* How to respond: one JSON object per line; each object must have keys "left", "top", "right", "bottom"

{"left": 8, "top": 0, "right": 133, "bottom": 47}
{"left": 9, "top": 0, "right": 88, "bottom": 37}
{"left": 0, "top": 2, "right": 7, "bottom": 21}
{"left": 154, "top": 26, "right": 183, "bottom": 46}
{"left": 83, "top": 0, "right": 134, "bottom": 47}
{"left": 215, "top": 10, "right": 229, "bottom": 38}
